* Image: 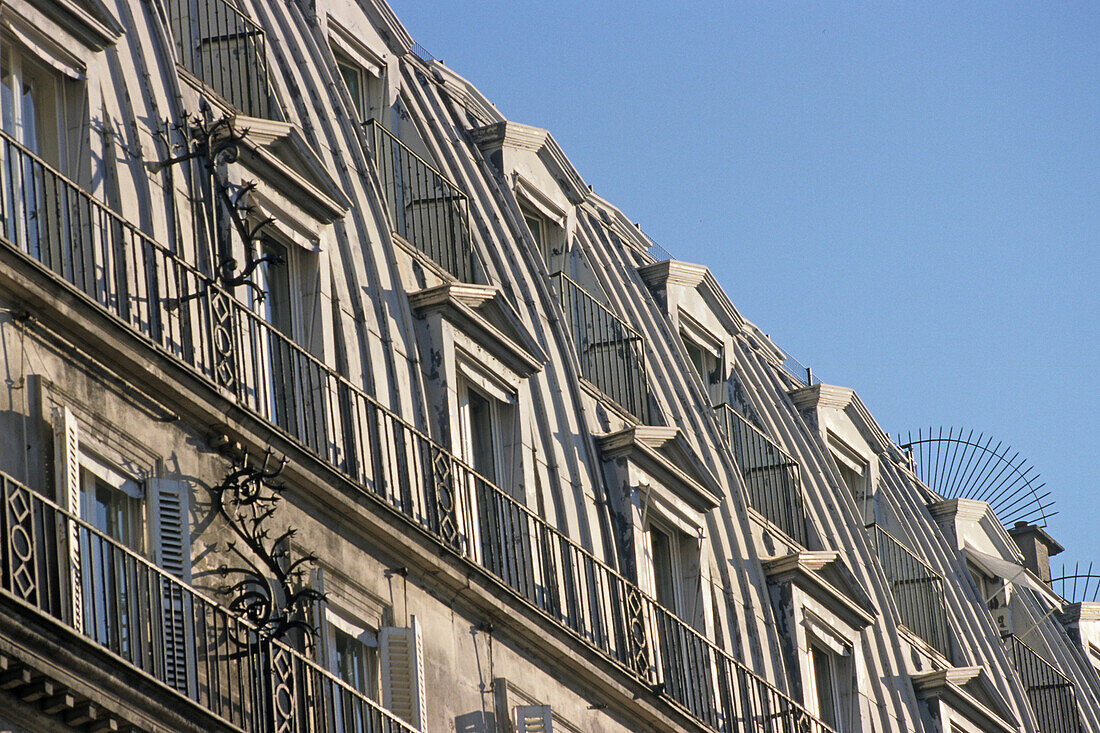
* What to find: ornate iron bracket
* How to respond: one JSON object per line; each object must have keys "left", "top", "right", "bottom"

{"left": 209, "top": 448, "right": 323, "bottom": 643}
{"left": 150, "top": 107, "right": 283, "bottom": 300}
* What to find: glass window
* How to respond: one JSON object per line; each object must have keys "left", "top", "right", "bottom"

{"left": 330, "top": 622, "right": 379, "bottom": 700}
{"left": 681, "top": 336, "right": 707, "bottom": 383}
{"left": 259, "top": 239, "right": 293, "bottom": 336}
{"left": 648, "top": 524, "right": 679, "bottom": 614}
{"left": 80, "top": 465, "right": 144, "bottom": 554}
{"left": 79, "top": 459, "right": 145, "bottom": 655}
{"left": 466, "top": 387, "right": 497, "bottom": 483}
{"left": 337, "top": 61, "right": 365, "bottom": 119}
{"left": 811, "top": 644, "right": 838, "bottom": 727}
{"left": 1, "top": 42, "right": 61, "bottom": 165}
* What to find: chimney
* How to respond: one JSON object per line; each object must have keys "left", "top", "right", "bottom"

{"left": 1008, "top": 521, "right": 1064, "bottom": 584}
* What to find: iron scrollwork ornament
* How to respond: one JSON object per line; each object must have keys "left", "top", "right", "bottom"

{"left": 151, "top": 105, "right": 283, "bottom": 299}
{"left": 210, "top": 448, "right": 323, "bottom": 643}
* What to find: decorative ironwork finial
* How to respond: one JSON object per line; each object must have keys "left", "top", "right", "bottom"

{"left": 899, "top": 426, "right": 1054, "bottom": 527}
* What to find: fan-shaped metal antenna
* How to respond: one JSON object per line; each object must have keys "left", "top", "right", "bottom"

{"left": 898, "top": 427, "right": 1055, "bottom": 528}
{"left": 1051, "top": 562, "right": 1100, "bottom": 603}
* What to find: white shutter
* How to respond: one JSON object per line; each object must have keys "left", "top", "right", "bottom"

{"left": 515, "top": 705, "right": 553, "bottom": 733}
{"left": 381, "top": 616, "right": 426, "bottom": 729}
{"left": 52, "top": 406, "right": 82, "bottom": 632}
{"left": 149, "top": 479, "right": 191, "bottom": 581}
{"left": 149, "top": 478, "right": 193, "bottom": 696}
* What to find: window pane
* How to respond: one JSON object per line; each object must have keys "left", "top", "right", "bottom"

{"left": 337, "top": 62, "right": 363, "bottom": 118}
{"left": 812, "top": 645, "right": 838, "bottom": 727}
{"left": 467, "top": 388, "right": 496, "bottom": 482}
{"left": 524, "top": 214, "right": 542, "bottom": 250}
{"left": 332, "top": 624, "right": 378, "bottom": 700}
{"left": 650, "top": 526, "right": 677, "bottom": 612}
{"left": 261, "top": 240, "right": 293, "bottom": 335}
{"left": 81, "top": 468, "right": 144, "bottom": 554}
{"left": 681, "top": 337, "right": 707, "bottom": 383}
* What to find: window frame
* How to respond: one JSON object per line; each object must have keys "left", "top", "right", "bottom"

{"left": 326, "top": 14, "right": 386, "bottom": 123}
{"left": 325, "top": 608, "right": 382, "bottom": 703}
{"left": 806, "top": 627, "right": 851, "bottom": 729}
{"left": 677, "top": 310, "right": 725, "bottom": 406}
{"left": 78, "top": 450, "right": 147, "bottom": 555}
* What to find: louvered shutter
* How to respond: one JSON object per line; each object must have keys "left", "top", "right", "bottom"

{"left": 381, "top": 616, "right": 426, "bottom": 729}
{"left": 149, "top": 478, "right": 192, "bottom": 695}
{"left": 515, "top": 705, "right": 553, "bottom": 733}
{"left": 52, "top": 406, "right": 82, "bottom": 632}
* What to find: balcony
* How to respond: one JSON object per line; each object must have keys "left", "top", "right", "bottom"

{"left": 0, "top": 130, "right": 832, "bottom": 732}
{"left": 365, "top": 120, "right": 474, "bottom": 282}
{"left": 1003, "top": 634, "right": 1081, "bottom": 733}
{"left": 164, "top": 0, "right": 272, "bottom": 118}
{"left": 0, "top": 470, "right": 414, "bottom": 732}
{"left": 550, "top": 272, "right": 651, "bottom": 423}
{"left": 716, "top": 405, "right": 808, "bottom": 545}
{"left": 869, "top": 525, "right": 951, "bottom": 657}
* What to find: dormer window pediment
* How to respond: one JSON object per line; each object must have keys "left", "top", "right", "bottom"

{"left": 409, "top": 283, "right": 545, "bottom": 378}
{"left": 596, "top": 426, "right": 721, "bottom": 513}
{"left": 470, "top": 121, "right": 587, "bottom": 207}
{"left": 5, "top": 0, "right": 122, "bottom": 56}
{"left": 763, "top": 551, "right": 877, "bottom": 631}
{"left": 230, "top": 119, "right": 350, "bottom": 238}
{"left": 911, "top": 667, "right": 1018, "bottom": 733}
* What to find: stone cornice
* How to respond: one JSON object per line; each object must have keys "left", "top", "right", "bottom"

{"left": 788, "top": 383, "right": 856, "bottom": 412}
{"left": 13, "top": 0, "right": 122, "bottom": 52}
{"left": 637, "top": 260, "right": 709, "bottom": 290}
{"left": 233, "top": 118, "right": 350, "bottom": 225}
{"left": 929, "top": 497, "right": 1025, "bottom": 562}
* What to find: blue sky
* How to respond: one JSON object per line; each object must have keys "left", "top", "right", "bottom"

{"left": 388, "top": 2, "right": 1100, "bottom": 576}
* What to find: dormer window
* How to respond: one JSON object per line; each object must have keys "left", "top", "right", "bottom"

{"left": 596, "top": 426, "right": 720, "bottom": 634}
{"left": 328, "top": 15, "right": 386, "bottom": 123}
{"left": 647, "top": 523, "right": 679, "bottom": 612}
{"left": 457, "top": 372, "right": 517, "bottom": 489}
{"left": 762, "top": 552, "right": 875, "bottom": 733}
{"left": 678, "top": 312, "right": 725, "bottom": 406}
{"left": 826, "top": 430, "right": 875, "bottom": 526}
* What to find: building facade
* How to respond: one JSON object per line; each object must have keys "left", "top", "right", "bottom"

{"left": 0, "top": 0, "right": 1096, "bottom": 731}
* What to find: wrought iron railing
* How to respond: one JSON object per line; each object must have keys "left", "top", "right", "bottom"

{"left": 1004, "top": 634, "right": 1081, "bottom": 733}
{"left": 164, "top": 0, "right": 271, "bottom": 118}
{"left": 550, "top": 272, "right": 650, "bottom": 423}
{"left": 0, "top": 130, "right": 832, "bottom": 732}
{"left": 364, "top": 120, "right": 473, "bottom": 282}
{"left": 868, "top": 525, "right": 950, "bottom": 657}
{"left": 716, "top": 405, "right": 807, "bottom": 546}
{"left": 779, "top": 352, "right": 820, "bottom": 388}
{"left": 0, "top": 471, "right": 415, "bottom": 733}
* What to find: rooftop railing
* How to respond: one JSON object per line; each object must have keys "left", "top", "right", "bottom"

{"left": 365, "top": 119, "right": 474, "bottom": 282}
{"left": 716, "top": 406, "right": 807, "bottom": 546}
{"left": 0, "top": 130, "right": 833, "bottom": 733}
{"left": 1003, "top": 634, "right": 1081, "bottom": 733}
{"left": 165, "top": 0, "right": 272, "bottom": 118}
{"left": 0, "top": 471, "right": 416, "bottom": 733}
{"left": 550, "top": 272, "right": 651, "bottom": 423}
{"left": 868, "top": 524, "right": 950, "bottom": 657}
